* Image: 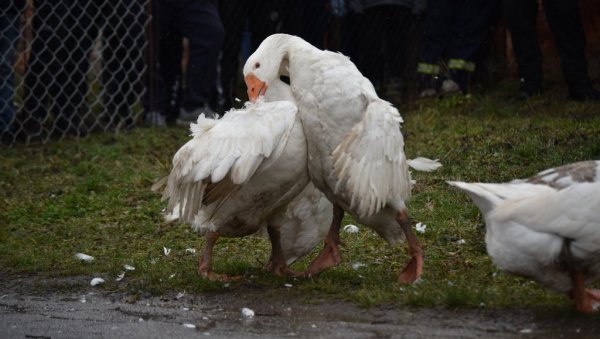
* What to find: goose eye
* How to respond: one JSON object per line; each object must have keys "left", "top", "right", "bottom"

{"left": 255, "top": 62, "right": 260, "bottom": 69}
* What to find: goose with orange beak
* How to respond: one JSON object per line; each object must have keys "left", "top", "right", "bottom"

{"left": 243, "top": 34, "right": 441, "bottom": 283}
{"left": 244, "top": 72, "right": 268, "bottom": 102}
{"left": 159, "top": 78, "right": 334, "bottom": 280}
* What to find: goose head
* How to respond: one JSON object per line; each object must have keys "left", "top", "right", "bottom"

{"left": 243, "top": 34, "right": 294, "bottom": 102}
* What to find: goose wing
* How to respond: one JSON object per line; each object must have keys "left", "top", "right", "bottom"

{"left": 162, "top": 101, "right": 298, "bottom": 222}
{"left": 493, "top": 182, "right": 600, "bottom": 259}
{"left": 331, "top": 100, "right": 410, "bottom": 218}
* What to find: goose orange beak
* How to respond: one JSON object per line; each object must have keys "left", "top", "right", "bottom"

{"left": 244, "top": 73, "right": 268, "bottom": 102}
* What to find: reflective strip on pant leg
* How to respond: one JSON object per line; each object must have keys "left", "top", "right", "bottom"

{"left": 448, "top": 59, "right": 475, "bottom": 72}
{"left": 417, "top": 62, "right": 441, "bottom": 75}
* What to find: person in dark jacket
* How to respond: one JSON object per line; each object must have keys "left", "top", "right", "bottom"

{"left": 503, "top": 0, "right": 600, "bottom": 101}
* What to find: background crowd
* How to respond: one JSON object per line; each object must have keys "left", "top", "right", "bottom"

{"left": 0, "top": 0, "right": 598, "bottom": 143}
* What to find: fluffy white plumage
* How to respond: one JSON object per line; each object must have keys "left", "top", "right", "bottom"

{"left": 160, "top": 79, "right": 332, "bottom": 273}
{"left": 243, "top": 34, "right": 440, "bottom": 241}
{"left": 243, "top": 34, "right": 441, "bottom": 282}
{"left": 449, "top": 160, "right": 600, "bottom": 312}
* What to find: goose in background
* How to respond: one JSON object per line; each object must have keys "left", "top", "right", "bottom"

{"left": 449, "top": 160, "right": 600, "bottom": 313}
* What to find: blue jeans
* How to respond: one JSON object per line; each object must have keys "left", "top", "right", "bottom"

{"left": 0, "top": 13, "right": 20, "bottom": 132}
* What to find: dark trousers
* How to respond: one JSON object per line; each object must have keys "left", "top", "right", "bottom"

{"left": 100, "top": 0, "right": 146, "bottom": 127}
{"left": 145, "top": 0, "right": 224, "bottom": 116}
{"left": 502, "top": 0, "right": 588, "bottom": 85}
{"left": 218, "top": 0, "right": 279, "bottom": 111}
{"left": 24, "top": 1, "right": 95, "bottom": 134}
{"left": 420, "top": 0, "right": 497, "bottom": 64}
{"left": 23, "top": 0, "right": 146, "bottom": 133}
{"left": 0, "top": 10, "right": 20, "bottom": 133}
{"left": 353, "top": 5, "right": 413, "bottom": 89}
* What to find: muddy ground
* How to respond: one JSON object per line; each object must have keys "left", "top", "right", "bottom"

{"left": 1, "top": 274, "right": 598, "bottom": 338}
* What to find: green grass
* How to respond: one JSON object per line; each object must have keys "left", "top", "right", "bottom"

{"left": 1, "top": 80, "right": 599, "bottom": 312}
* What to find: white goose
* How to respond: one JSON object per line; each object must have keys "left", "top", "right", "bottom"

{"left": 243, "top": 34, "right": 441, "bottom": 282}
{"left": 160, "top": 79, "right": 331, "bottom": 279}
{"left": 449, "top": 160, "right": 600, "bottom": 313}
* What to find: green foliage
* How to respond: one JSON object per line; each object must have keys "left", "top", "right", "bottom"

{"left": 1, "top": 82, "right": 599, "bottom": 310}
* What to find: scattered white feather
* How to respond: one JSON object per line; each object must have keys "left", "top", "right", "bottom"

{"left": 169, "top": 273, "right": 176, "bottom": 279}
{"left": 234, "top": 97, "right": 242, "bottom": 102}
{"left": 352, "top": 262, "right": 366, "bottom": 270}
{"left": 182, "top": 323, "right": 196, "bottom": 329}
{"left": 284, "top": 283, "right": 293, "bottom": 288}
{"left": 176, "top": 292, "right": 186, "bottom": 299}
{"left": 455, "top": 239, "right": 466, "bottom": 245}
{"left": 241, "top": 307, "right": 255, "bottom": 318}
{"left": 520, "top": 329, "right": 533, "bottom": 334}
{"left": 75, "top": 253, "right": 95, "bottom": 262}
{"left": 90, "top": 278, "right": 105, "bottom": 286}
{"left": 415, "top": 222, "right": 426, "bottom": 234}
{"left": 185, "top": 248, "right": 196, "bottom": 254}
{"left": 138, "top": 318, "right": 145, "bottom": 322}
{"left": 115, "top": 272, "right": 125, "bottom": 282}
{"left": 124, "top": 264, "right": 135, "bottom": 271}
{"left": 343, "top": 224, "right": 359, "bottom": 234}
{"left": 163, "top": 247, "right": 171, "bottom": 256}
{"left": 406, "top": 157, "right": 442, "bottom": 172}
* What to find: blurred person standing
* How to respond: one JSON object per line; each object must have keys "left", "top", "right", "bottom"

{"left": 503, "top": 0, "right": 600, "bottom": 101}
{"left": 98, "top": 0, "right": 147, "bottom": 130}
{"left": 347, "top": 0, "right": 426, "bottom": 104}
{"left": 218, "top": 0, "right": 280, "bottom": 113}
{"left": 21, "top": 0, "right": 99, "bottom": 139}
{"left": 416, "top": 0, "right": 498, "bottom": 97}
{"left": 0, "top": 0, "right": 26, "bottom": 143}
{"left": 144, "top": 0, "right": 224, "bottom": 127}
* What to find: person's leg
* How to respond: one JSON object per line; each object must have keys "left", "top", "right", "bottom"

{"left": 53, "top": 1, "right": 94, "bottom": 136}
{"left": 502, "top": 0, "right": 543, "bottom": 97}
{"left": 352, "top": 6, "right": 386, "bottom": 90}
{"left": 445, "top": 0, "right": 498, "bottom": 93}
{"left": 383, "top": 5, "right": 412, "bottom": 102}
{"left": 0, "top": 11, "right": 20, "bottom": 135}
{"left": 102, "top": 0, "right": 147, "bottom": 129}
{"left": 218, "top": 0, "right": 248, "bottom": 112}
{"left": 543, "top": 0, "right": 599, "bottom": 100}
{"left": 23, "top": 1, "right": 61, "bottom": 140}
{"left": 176, "top": 0, "right": 224, "bottom": 122}
{"left": 416, "top": 0, "right": 456, "bottom": 96}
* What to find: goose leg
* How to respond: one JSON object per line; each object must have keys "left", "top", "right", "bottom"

{"left": 266, "top": 224, "right": 303, "bottom": 277}
{"left": 395, "top": 210, "right": 423, "bottom": 284}
{"left": 569, "top": 271, "right": 597, "bottom": 313}
{"left": 198, "top": 231, "right": 240, "bottom": 281}
{"left": 585, "top": 289, "right": 600, "bottom": 312}
{"left": 305, "top": 204, "right": 344, "bottom": 277}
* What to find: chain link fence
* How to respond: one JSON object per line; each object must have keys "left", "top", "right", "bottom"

{"left": 4, "top": 1, "right": 488, "bottom": 146}
{"left": 1, "top": 0, "right": 148, "bottom": 146}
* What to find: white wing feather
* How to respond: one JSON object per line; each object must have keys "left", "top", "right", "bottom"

{"left": 162, "top": 101, "right": 298, "bottom": 221}
{"left": 331, "top": 100, "right": 410, "bottom": 218}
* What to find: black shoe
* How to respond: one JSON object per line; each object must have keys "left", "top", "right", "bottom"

{"left": 569, "top": 80, "right": 600, "bottom": 101}
{"left": 516, "top": 77, "right": 542, "bottom": 100}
